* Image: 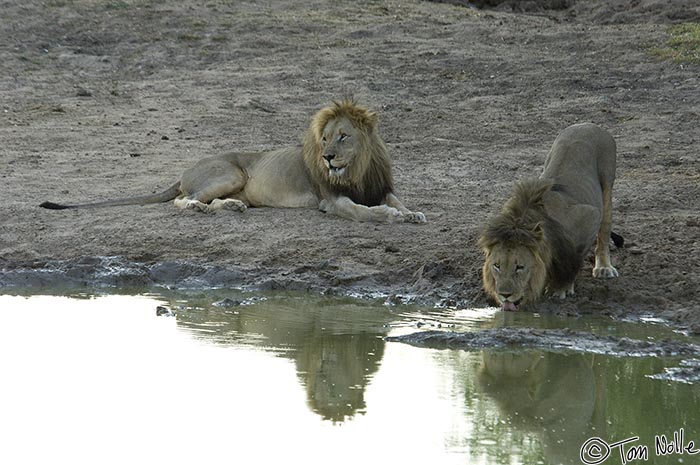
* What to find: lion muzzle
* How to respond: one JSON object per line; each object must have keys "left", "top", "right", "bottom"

{"left": 324, "top": 153, "right": 348, "bottom": 177}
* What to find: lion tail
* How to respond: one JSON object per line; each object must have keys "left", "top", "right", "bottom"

{"left": 39, "top": 181, "right": 181, "bottom": 210}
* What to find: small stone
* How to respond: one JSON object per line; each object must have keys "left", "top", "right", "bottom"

{"left": 156, "top": 306, "right": 174, "bottom": 317}
{"left": 213, "top": 298, "right": 242, "bottom": 308}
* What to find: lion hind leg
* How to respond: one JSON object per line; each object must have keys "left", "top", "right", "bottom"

{"left": 176, "top": 165, "right": 248, "bottom": 214}
{"left": 593, "top": 182, "right": 619, "bottom": 278}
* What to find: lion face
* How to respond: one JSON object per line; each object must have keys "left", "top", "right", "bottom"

{"left": 319, "top": 116, "right": 361, "bottom": 180}
{"left": 303, "top": 100, "right": 393, "bottom": 206}
{"left": 482, "top": 243, "right": 546, "bottom": 311}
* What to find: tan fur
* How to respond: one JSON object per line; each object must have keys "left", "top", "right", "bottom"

{"left": 478, "top": 123, "right": 619, "bottom": 311}
{"left": 40, "top": 99, "right": 426, "bottom": 224}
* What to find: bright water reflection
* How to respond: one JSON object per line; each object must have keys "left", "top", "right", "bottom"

{"left": 0, "top": 293, "right": 698, "bottom": 465}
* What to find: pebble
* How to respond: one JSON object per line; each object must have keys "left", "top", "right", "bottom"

{"left": 213, "top": 298, "right": 242, "bottom": 308}
{"left": 156, "top": 306, "right": 175, "bottom": 317}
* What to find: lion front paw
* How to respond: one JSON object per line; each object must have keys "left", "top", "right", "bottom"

{"left": 366, "top": 205, "right": 402, "bottom": 223}
{"left": 593, "top": 265, "right": 619, "bottom": 278}
{"left": 319, "top": 199, "right": 331, "bottom": 214}
{"left": 548, "top": 282, "right": 574, "bottom": 299}
{"left": 404, "top": 211, "right": 427, "bottom": 224}
{"left": 551, "top": 290, "right": 567, "bottom": 299}
{"left": 383, "top": 206, "right": 403, "bottom": 223}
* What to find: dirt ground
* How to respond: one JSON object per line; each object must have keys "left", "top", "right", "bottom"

{"left": 1, "top": 0, "right": 699, "bottom": 332}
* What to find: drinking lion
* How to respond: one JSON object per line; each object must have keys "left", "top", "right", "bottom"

{"left": 478, "top": 123, "right": 620, "bottom": 311}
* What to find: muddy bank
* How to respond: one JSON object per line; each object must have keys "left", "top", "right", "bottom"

{"left": 388, "top": 328, "right": 700, "bottom": 383}
{"left": 0, "top": 256, "right": 404, "bottom": 297}
{"left": 1, "top": 0, "right": 699, "bottom": 330}
{"left": 387, "top": 328, "right": 700, "bottom": 356}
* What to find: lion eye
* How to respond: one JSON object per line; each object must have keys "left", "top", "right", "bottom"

{"left": 493, "top": 264, "right": 500, "bottom": 273}
{"left": 339, "top": 133, "right": 348, "bottom": 142}
{"left": 321, "top": 136, "right": 327, "bottom": 144}
{"left": 515, "top": 264, "right": 525, "bottom": 272}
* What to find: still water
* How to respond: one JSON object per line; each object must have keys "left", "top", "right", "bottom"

{"left": 0, "top": 291, "right": 698, "bottom": 465}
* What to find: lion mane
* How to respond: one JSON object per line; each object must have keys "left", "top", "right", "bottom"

{"left": 478, "top": 179, "right": 583, "bottom": 305}
{"left": 302, "top": 99, "right": 394, "bottom": 207}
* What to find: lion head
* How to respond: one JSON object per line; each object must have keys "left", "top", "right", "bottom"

{"left": 479, "top": 222, "right": 549, "bottom": 312}
{"left": 302, "top": 99, "right": 394, "bottom": 207}
{"left": 478, "top": 179, "right": 580, "bottom": 311}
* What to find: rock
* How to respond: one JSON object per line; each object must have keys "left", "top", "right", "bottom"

{"left": 156, "top": 306, "right": 174, "bottom": 317}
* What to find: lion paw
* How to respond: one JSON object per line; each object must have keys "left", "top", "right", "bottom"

{"left": 384, "top": 206, "right": 403, "bottom": 223}
{"left": 593, "top": 265, "right": 619, "bottom": 278}
{"left": 319, "top": 199, "right": 331, "bottom": 214}
{"left": 366, "top": 205, "right": 401, "bottom": 223}
{"left": 551, "top": 290, "right": 567, "bottom": 300}
{"left": 548, "top": 282, "right": 574, "bottom": 299}
{"left": 216, "top": 199, "right": 247, "bottom": 212}
{"left": 185, "top": 200, "right": 211, "bottom": 213}
{"left": 404, "top": 211, "right": 427, "bottom": 224}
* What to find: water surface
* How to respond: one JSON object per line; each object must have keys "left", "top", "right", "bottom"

{"left": 0, "top": 292, "right": 698, "bottom": 465}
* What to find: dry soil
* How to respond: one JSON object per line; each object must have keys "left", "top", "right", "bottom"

{"left": 1, "top": 0, "right": 699, "bottom": 332}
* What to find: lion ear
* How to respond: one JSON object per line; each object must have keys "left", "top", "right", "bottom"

{"left": 366, "top": 110, "right": 378, "bottom": 127}
{"left": 531, "top": 222, "right": 544, "bottom": 240}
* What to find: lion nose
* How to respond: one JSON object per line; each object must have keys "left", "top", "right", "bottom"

{"left": 324, "top": 153, "right": 336, "bottom": 162}
{"left": 500, "top": 293, "right": 513, "bottom": 300}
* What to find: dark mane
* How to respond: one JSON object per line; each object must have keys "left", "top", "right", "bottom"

{"left": 331, "top": 167, "right": 393, "bottom": 206}
{"left": 302, "top": 99, "right": 394, "bottom": 207}
{"left": 479, "top": 178, "right": 583, "bottom": 292}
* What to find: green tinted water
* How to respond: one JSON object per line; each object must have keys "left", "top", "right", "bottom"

{"left": 0, "top": 291, "right": 698, "bottom": 465}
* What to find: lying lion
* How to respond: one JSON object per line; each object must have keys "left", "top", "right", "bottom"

{"left": 478, "top": 123, "right": 620, "bottom": 311}
{"left": 40, "top": 99, "right": 426, "bottom": 224}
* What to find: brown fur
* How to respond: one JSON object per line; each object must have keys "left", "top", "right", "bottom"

{"left": 302, "top": 99, "right": 394, "bottom": 207}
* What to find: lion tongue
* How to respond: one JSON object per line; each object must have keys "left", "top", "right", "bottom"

{"left": 502, "top": 301, "right": 518, "bottom": 312}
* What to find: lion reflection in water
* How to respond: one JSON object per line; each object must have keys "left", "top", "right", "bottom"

{"left": 175, "top": 298, "right": 389, "bottom": 422}
{"left": 477, "top": 351, "right": 607, "bottom": 465}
